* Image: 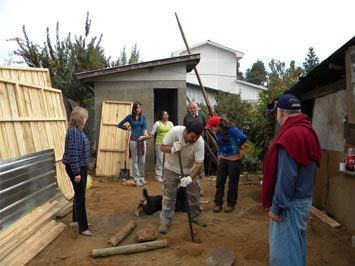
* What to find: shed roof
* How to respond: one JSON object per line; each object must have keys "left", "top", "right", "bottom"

{"left": 76, "top": 54, "right": 200, "bottom": 80}
{"left": 286, "top": 36, "right": 355, "bottom": 99}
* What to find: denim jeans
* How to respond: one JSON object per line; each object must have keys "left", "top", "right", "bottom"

{"left": 269, "top": 198, "right": 312, "bottom": 266}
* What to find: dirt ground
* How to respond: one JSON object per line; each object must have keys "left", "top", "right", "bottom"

{"left": 29, "top": 172, "right": 355, "bottom": 266}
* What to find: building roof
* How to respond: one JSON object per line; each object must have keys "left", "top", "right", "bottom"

{"left": 76, "top": 54, "right": 200, "bottom": 80}
{"left": 236, "top": 79, "right": 268, "bottom": 91}
{"left": 172, "top": 40, "right": 244, "bottom": 59}
{"left": 286, "top": 36, "right": 355, "bottom": 100}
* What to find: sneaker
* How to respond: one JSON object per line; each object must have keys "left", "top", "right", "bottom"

{"left": 158, "top": 224, "right": 169, "bottom": 234}
{"left": 135, "top": 181, "right": 143, "bottom": 187}
{"left": 199, "top": 189, "right": 204, "bottom": 196}
{"left": 155, "top": 177, "right": 163, "bottom": 183}
{"left": 141, "top": 179, "right": 148, "bottom": 185}
{"left": 192, "top": 219, "right": 207, "bottom": 227}
{"left": 224, "top": 205, "right": 235, "bottom": 213}
{"left": 80, "top": 230, "right": 93, "bottom": 236}
{"left": 212, "top": 205, "right": 222, "bottom": 213}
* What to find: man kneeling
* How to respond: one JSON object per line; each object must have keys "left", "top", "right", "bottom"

{"left": 158, "top": 120, "right": 207, "bottom": 234}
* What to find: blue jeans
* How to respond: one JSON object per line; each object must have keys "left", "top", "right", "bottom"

{"left": 269, "top": 198, "right": 312, "bottom": 266}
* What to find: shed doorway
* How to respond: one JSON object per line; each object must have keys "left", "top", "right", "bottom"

{"left": 153, "top": 89, "right": 178, "bottom": 126}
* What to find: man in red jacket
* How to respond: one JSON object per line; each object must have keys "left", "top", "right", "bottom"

{"left": 262, "top": 94, "right": 321, "bottom": 266}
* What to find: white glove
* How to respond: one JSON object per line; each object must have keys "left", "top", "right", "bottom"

{"left": 179, "top": 176, "right": 192, "bottom": 187}
{"left": 171, "top": 141, "right": 182, "bottom": 153}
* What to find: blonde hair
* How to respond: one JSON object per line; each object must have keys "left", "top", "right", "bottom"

{"left": 68, "top": 106, "right": 88, "bottom": 130}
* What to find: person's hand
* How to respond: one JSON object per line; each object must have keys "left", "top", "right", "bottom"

{"left": 179, "top": 176, "right": 192, "bottom": 187}
{"left": 171, "top": 141, "right": 182, "bottom": 153}
{"left": 74, "top": 175, "right": 81, "bottom": 183}
{"left": 268, "top": 211, "right": 282, "bottom": 221}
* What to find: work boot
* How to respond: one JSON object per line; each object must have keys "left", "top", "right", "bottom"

{"left": 212, "top": 204, "right": 222, "bottom": 213}
{"left": 224, "top": 205, "right": 235, "bottom": 213}
{"left": 158, "top": 224, "right": 169, "bottom": 234}
{"left": 192, "top": 219, "right": 207, "bottom": 227}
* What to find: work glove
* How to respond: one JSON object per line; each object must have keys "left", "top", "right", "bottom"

{"left": 171, "top": 141, "right": 182, "bottom": 153}
{"left": 179, "top": 176, "right": 192, "bottom": 187}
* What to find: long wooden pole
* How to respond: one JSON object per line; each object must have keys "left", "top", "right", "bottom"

{"left": 175, "top": 12, "right": 214, "bottom": 117}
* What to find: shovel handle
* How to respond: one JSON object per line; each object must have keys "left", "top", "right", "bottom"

{"left": 177, "top": 151, "right": 195, "bottom": 242}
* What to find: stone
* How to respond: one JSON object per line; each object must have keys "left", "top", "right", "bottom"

{"left": 136, "top": 227, "right": 158, "bottom": 242}
{"left": 205, "top": 247, "right": 235, "bottom": 266}
{"left": 68, "top": 222, "right": 78, "bottom": 239}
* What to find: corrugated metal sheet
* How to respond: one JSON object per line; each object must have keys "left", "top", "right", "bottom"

{"left": 0, "top": 149, "right": 62, "bottom": 231}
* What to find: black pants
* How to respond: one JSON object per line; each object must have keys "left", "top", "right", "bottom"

{"left": 214, "top": 159, "right": 241, "bottom": 206}
{"left": 65, "top": 165, "right": 89, "bottom": 232}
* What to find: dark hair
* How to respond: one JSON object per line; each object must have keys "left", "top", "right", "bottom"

{"left": 158, "top": 110, "right": 168, "bottom": 120}
{"left": 185, "top": 120, "right": 204, "bottom": 135}
{"left": 132, "top": 101, "right": 142, "bottom": 120}
{"left": 219, "top": 118, "right": 234, "bottom": 142}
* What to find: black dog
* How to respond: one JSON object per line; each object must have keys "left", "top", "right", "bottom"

{"left": 136, "top": 188, "right": 186, "bottom": 216}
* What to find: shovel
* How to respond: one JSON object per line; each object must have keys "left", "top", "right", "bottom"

{"left": 119, "top": 129, "right": 131, "bottom": 180}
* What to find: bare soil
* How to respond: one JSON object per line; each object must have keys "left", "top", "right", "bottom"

{"left": 29, "top": 173, "right": 355, "bottom": 266}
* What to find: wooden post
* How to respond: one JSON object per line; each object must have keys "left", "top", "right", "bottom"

{"left": 175, "top": 12, "right": 214, "bottom": 117}
{"left": 107, "top": 220, "right": 136, "bottom": 246}
{"left": 91, "top": 239, "right": 168, "bottom": 258}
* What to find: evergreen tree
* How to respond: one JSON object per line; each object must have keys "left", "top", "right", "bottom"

{"left": 128, "top": 43, "right": 140, "bottom": 64}
{"left": 303, "top": 46, "right": 319, "bottom": 74}
{"left": 236, "top": 61, "right": 244, "bottom": 80}
{"left": 245, "top": 60, "right": 267, "bottom": 85}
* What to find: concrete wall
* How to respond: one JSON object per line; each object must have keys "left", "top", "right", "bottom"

{"left": 92, "top": 68, "right": 187, "bottom": 172}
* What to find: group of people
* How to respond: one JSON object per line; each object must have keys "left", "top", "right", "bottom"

{"left": 62, "top": 94, "right": 321, "bottom": 266}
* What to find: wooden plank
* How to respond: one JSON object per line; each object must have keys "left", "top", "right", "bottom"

{"left": 0, "top": 201, "right": 58, "bottom": 246}
{"left": 5, "top": 222, "right": 66, "bottom": 266}
{"left": 0, "top": 203, "right": 59, "bottom": 260}
{"left": 311, "top": 206, "right": 341, "bottom": 228}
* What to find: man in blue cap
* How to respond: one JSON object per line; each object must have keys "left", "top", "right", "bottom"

{"left": 262, "top": 94, "right": 322, "bottom": 266}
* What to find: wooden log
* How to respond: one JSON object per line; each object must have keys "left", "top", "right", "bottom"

{"left": 107, "top": 220, "right": 136, "bottom": 246}
{"left": 91, "top": 239, "right": 168, "bottom": 258}
{"left": 68, "top": 222, "right": 79, "bottom": 239}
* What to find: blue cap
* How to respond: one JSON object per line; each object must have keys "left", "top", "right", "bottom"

{"left": 276, "top": 94, "right": 301, "bottom": 110}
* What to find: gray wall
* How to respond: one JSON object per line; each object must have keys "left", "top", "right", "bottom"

{"left": 93, "top": 80, "right": 187, "bottom": 171}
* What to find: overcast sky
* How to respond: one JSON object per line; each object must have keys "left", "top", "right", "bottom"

{"left": 0, "top": 0, "right": 354, "bottom": 73}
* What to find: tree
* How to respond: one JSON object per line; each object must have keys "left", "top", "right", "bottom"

{"left": 303, "top": 46, "right": 319, "bottom": 74}
{"left": 128, "top": 43, "right": 140, "bottom": 64}
{"left": 236, "top": 61, "right": 244, "bottom": 80}
{"left": 10, "top": 12, "right": 106, "bottom": 106}
{"left": 245, "top": 60, "right": 267, "bottom": 85}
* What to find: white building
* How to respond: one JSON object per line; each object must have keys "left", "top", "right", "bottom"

{"left": 172, "top": 40, "right": 267, "bottom": 106}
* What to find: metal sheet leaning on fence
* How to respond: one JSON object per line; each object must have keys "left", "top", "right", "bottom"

{"left": 158, "top": 120, "right": 207, "bottom": 236}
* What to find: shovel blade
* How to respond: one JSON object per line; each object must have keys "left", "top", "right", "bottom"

{"left": 119, "top": 169, "right": 130, "bottom": 180}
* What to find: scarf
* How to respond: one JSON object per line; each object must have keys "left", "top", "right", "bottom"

{"left": 261, "top": 114, "right": 321, "bottom": 209}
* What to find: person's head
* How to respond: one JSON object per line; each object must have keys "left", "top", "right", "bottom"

{"left": 158, "top": 110, "right": 169, "bottom": 121}
{"left": 184, "top": 120, "right": 204, "bottom": 144}
{"left": 69, "top": 106, "right": 88, "bottom": 130}
{"left": 276, "top": 94, "right": 302, "bottom": 126}
{"left": 188, "top": 101, "right": 198, "bottom": 116}
{"left": 132, "top": 101, "right": 142, "bottom": 118}
{"left": 205, "top": 116, "right": 221, "bottom": 132}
